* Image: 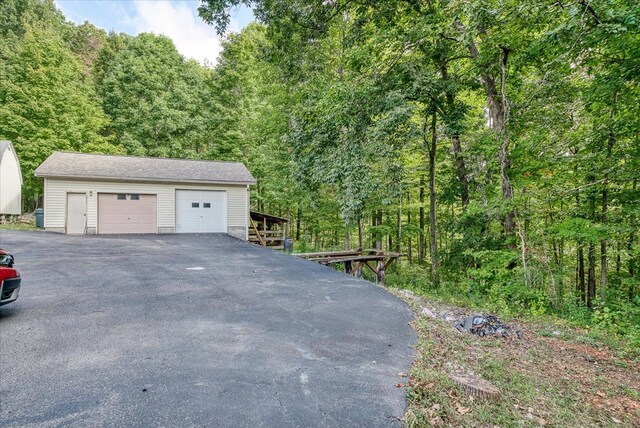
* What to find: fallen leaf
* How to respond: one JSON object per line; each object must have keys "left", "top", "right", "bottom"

{"left": 596, "top": 391, "right": 606, "bottom": 397}
{"left": 395, "top": 383, "right": 405, "bottom": 388}
{"left": 398, "top": 372, "right": 407, "bottom": 378}
{"left": 428, "top": 403, "right": 441, "bottom": 417}
{"left": 456, "top": 403, "right": 471, "bottom": 415}
{"left": 611, "top": 417, "right": 622, "bottom": 424}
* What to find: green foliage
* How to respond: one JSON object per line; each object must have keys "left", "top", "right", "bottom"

{"left": 100, "top": 33, "right": 210, "bottom": 158}
{"left": 0, "top": 21, "right": 108, "bottom": 205}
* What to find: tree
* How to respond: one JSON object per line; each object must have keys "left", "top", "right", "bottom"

{"left": 99, "top": 33, "right": 211, "bottom": 158}
{"left": 0, "top": 23, "right": 109, "bottom": 207}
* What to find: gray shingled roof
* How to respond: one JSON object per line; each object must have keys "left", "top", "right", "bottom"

{"left": 35, "top": 152, "right": 256, "bottom": 185}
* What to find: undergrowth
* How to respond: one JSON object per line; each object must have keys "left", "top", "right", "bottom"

{"left": 385, "top": 263, "right": 640, "bottom": 358}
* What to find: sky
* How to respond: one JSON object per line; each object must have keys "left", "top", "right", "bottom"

{"left": 54, "top": 1, "right": 255, "bottom": 65}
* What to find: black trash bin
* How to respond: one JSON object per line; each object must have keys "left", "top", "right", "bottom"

{"left": 284, "top": 238, "right": 294, "bottom": 253}
{"left": 34, "top": 208, "right": 44, "bottom": 228}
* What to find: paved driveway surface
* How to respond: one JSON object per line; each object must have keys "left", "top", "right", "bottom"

{"left": 0, "top": 231, "right": 415, "bottom": 427}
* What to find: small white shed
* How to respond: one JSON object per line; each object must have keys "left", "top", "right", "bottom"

{"left": 35, "top": 152, "right": 256, "bottom": 238}
{"left": 0, "top": 141, "right": 23, "bottom": 215}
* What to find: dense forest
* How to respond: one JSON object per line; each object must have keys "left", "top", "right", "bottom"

{"left": 1, "top": 0, "right": 638, "bottom": 345}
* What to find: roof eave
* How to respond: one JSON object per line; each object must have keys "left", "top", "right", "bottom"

{"left": 35, "top": 173, "right": 256, "bottom": 186}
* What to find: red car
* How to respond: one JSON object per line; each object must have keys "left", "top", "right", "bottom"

{"left": 0, "top": 249, "right": 21, "bottom": 306}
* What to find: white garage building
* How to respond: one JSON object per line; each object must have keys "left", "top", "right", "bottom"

{"left": 35, "top": 152, "right": 255, "bottom": 238}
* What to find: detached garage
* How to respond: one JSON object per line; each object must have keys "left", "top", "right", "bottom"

{"left": 35, "top": 152, "right": 255, "bottom": 239}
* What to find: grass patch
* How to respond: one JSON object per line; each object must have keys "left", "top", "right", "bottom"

{"left": 0, "top": 222, "right": 38, "bottom": 231}
{"left": 393, "top": 290, "right": 640, "bottom": 427}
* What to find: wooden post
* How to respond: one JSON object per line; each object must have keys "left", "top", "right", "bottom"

{"left": 251, "top": 218, "right": 266, "bottom": 246}
{"left": 345, "top": 261, "right": 352, "bottom": 274}
{"left": 376, "top": 260, "right": 385, "bottom": 285}
{"left": 286, "top": 207, "right": 291, "bottom": 238}
{"left": 355, "top": 262, "right": 363, "bottom": 278}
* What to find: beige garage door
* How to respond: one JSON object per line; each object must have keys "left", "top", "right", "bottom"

{"left": 98, "top": 193, "right": 157, "bottom": 234}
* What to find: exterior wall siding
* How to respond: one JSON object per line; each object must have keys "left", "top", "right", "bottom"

{"left": 0, "top": 146, "right": 22, "bottom": 215}
{"left": 227, "top": 187, "right": 248, "bottom": 227}
{"left": 43, "top": 178, "right": 248, "bottom": 238}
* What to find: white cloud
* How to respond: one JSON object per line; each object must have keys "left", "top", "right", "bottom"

{"left": 55, "top": 0, "right": 240, "bottom": 65}
{"left": 131, "top": 1, "right": 235, "bottom": 66}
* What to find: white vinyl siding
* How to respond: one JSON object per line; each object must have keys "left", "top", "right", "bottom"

{"left": 227, "top": 187, "right": 249, "bottom": 227}
{"left": 43, "top": 179, "right": 248, "bottom": 236}
{"left": 0, "top": 145, "right": 22, "bottom": 215}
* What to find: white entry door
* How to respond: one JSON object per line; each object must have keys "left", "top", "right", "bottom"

{"left": 176, "top": 190, "right": 227, "bottom": 233}
{"left": 66, "top": 193, "right": 86, "bottom": 234}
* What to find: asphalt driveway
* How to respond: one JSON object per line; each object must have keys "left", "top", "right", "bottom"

{"left": 0, "top": 231, "right": 415, "bottom": 427}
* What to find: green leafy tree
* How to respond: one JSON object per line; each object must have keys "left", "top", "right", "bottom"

{"left": 0, "top": 23, "right": 110, "bottom": 207}
{"left": 100, "top": 33, "right": 208, "bottom": 158}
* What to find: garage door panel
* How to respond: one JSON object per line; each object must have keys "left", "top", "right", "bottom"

{"left": 176, "top": 190, "right": 227, "bottom": 233}
{"left": 98, "top": 193, "right": 157, "bottom": 234}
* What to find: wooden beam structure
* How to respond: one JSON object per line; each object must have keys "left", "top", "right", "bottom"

{"left": 295, "top": 249, "right": 401, "bottom": 285}
{"left": 249, "top": 211, "right": 288, "bottom": 250}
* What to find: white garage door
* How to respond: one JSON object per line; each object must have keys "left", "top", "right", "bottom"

{"left": 176, "top": 190, "right": 227, "bottom": 233}
{"left": 98, "top": 193, "right": 157, "bottom": 234}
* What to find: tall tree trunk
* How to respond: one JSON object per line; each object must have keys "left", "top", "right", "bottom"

{"left": 600, "top": 128, "right": 615, "bottom": 296}
{"left": 441, "top": 64, "right": 469, "bottom": 210}
{"left": 629, "top": 231, "right": 635, "bottom": 278}
{"left": 295, "top": 205, "right": 301, "bottom": 241}
{"left": 587, "top": 242, "right": 596, "bottom": 308}
{"left": 388, "top": 212, "right": 393, "bottom": 251}
{"left": 558, "top": 237, "right": 565, "bottom": 305}
{"left": 407, "top": 193, "right": 412, "bottom": 264}
{"left": 427, "top": 111, "right": 439, "bottom": 285}
{"left": 467, "top": 40, "right": 513, "bottom": 235}
{"left": 396, "top": 207, "right": 401, "bottom": 253}
{"left": 371, "top": 211, "right": 376, "bottom": 249}
{"left": 357, "top": 216, "right": 363, "bottom": 250}
{"left": 419, "top": 176, "right": 425, "bottom": 262}
{"left": 629, "top": 178, "right": 637, "bottom": 299}
{"left": 286, "top": 207, "right": 291, "bottom": 238}
{"left": 256, "top": 182, "right": 261, "bottom": 211}
{"left": 344, "top": 228, "right": 351, "bottom": 250}
{"left": 600, "top": 179, "right": 609, "bottom": 295}
{"left": 376, "top": 209, "right": 383, "bottom": 250}
{"left": 452, "top": 134, "right": 469, "bottom": 210}
{"left": 577, "top": 244, "right": 586, "bottom": 304}
{"left": 574, "top": 163, "right": 586, "bottom": 303}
